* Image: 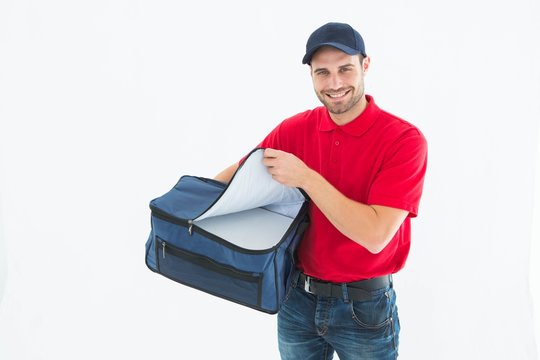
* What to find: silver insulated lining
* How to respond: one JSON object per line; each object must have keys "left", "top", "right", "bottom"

{"left": 193, "top": 149, "right": 305, "bottom": 250}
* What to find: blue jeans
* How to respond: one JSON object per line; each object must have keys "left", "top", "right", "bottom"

{"left": 277, "top": 274, "right": 400, "bottom": 360}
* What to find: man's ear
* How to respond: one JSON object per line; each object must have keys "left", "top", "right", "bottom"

{"left": 362, "top": 56, "right": 371, "bottom": 74}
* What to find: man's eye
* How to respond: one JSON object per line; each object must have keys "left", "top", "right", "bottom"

{"left": 317, "top": 71, "right": 329, "bottom": 76}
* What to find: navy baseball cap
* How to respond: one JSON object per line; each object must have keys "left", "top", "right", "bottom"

{"left": 302, "top": 22, "right": 367, "bottom": 65}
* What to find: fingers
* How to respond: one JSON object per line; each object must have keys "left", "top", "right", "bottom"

{"left": 266, "top": 166, "right": 284, "bottom": 184}
{"left": 264, "top": 148, "right": 281, "bottom": 158}
{"left": 263, "top": 148, "right": 280, "bottom": 167}
{"left": 262, "top": 157, "right": 275, "bottom": 168}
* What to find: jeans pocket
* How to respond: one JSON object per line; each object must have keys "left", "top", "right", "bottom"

{"left": 350, "top": 288, "right": 393, "bottom": 329}
{"left": 282, "top": 272, "right": 299, "bottom": 305}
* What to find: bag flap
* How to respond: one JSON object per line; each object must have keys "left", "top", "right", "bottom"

{"left": 194, "top": 148, "right": 305, "bottom": 221}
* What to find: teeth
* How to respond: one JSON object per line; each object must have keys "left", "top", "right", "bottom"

{"left": 328, "top": 91, "right": 347, "bottom": 98}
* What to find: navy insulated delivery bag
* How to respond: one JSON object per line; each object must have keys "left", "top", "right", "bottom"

{"left": 145, "top": 148, "right": 309, "bottom": 314}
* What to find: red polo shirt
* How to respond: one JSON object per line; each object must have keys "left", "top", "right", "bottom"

{"left": 257, "top": 95, "right": 428, "bottom": 282}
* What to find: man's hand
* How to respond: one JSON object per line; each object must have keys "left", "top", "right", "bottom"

{"left": 262, "top": 148, "right": 312, "bottom": 188}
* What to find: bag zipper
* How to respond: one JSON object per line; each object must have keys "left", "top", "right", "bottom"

{"left": 151, "top": 208, "right": 273, "bottom": 254}
{"left": 157, "top": 238, "right": 261, "bottom": 282}
{"left": 151, "top": 201, "right": 309, "bottom": 255}
{"left": 150, "top": 201, "right": 309, "bottom": 254}
{"left": 188, "top": 220, "right": 194, "bottom": 235}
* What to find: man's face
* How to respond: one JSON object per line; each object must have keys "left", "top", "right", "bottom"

{"left": 310, "top": 46, "right": 369, "bottom": 121}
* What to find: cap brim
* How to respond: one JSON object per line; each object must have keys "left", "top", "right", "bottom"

{"left": 302, "top": 42, "right": 363, "bottom": 64}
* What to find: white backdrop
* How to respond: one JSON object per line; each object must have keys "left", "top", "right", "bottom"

{"left": 1, "top": 1, "right": 539, "bottom": 359}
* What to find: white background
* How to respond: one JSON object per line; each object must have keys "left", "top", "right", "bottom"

{"left": 1, "top": 1, "right": 539, "bottom": 359}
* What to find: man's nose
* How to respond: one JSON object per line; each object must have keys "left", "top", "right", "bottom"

{"left": 328, "top": 73, "right": 343, "bottom": 90}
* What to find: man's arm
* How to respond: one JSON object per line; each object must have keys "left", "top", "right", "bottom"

{"left": 214, "top": 163, "right": 239, "bottom": 184}
{"left": 299, "top": 169, "right": 408, "bottom": 254}
{"left": 262, "top": 148, "right": 408, "bottom": 254}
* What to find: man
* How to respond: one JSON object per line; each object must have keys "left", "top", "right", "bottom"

{"left": 215, "top": 22, "right": 427, "bottom": 360}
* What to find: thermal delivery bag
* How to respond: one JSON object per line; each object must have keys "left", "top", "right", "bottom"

{"left": 145, "top": 148, "right": 309, "bottom": 314}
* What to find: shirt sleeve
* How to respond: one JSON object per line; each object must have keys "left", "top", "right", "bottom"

{"left": 367, "top": 129, "right": 428, "bottom": 217}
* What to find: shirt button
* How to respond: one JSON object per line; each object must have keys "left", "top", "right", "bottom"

{"left": 335, "top": 141, "right": 340, "bottom": 146}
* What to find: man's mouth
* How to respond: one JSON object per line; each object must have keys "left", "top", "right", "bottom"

{"left": 326, "top": 89, "right": 351, "bottom": 100}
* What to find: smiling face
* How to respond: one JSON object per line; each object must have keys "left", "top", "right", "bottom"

{"left": 310, "top": 46, "right": 370, "bottom": 125}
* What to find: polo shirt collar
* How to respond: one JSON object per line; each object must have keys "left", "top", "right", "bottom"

{"left": 319, "top": 95, "right": 380, "bottom": 136}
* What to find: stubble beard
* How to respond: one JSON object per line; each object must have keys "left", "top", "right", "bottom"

{"left": 317, "top": 86, "right": 364, "bottom": 115}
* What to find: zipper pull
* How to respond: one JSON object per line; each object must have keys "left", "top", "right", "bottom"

{"left": 188, "top": 220, "right": 194, "bottom": 236}
{"left": 162, "top": 241, "right": 166, "bottom": 259}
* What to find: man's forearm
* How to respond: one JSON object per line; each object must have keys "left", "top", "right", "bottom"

{"left": 214, "top": 163, "right": 239, "bottom": 184}
{"left": 301, "top": 169, "right": 407, "bottom": 254}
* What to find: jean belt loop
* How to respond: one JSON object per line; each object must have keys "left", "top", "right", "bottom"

{"left": 341, "top": 283, "right": 350, "bottom": 303}
{"left": 389, "top": 274, "right": 393, "bottom": 289}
